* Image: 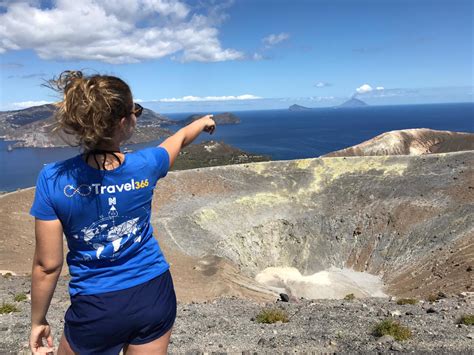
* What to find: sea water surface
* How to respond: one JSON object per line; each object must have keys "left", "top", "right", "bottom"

{"left": 1, "top": 102, "right": 473, "bottom": 192}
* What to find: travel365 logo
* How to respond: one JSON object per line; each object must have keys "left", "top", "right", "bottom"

{"left": 64, "top": 178, "right": 149, "bottom": 197}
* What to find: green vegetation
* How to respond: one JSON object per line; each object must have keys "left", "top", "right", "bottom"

{"left": 396, "top": 298, "right": 418, "bottom": 305}
{"left": 457, "top": 314, "right": 474, "bottom": 326}
{"left": 426, "top": 294, "right": 441, "bottom": 303}
{"left": 14, "top": 293, "right": 27, "bottom": 302}
{"left": 0, "top": 302, "right": 20, "bottom": 314}
{"left": 2, "top": 272, "right": 12, "bottom": 278}
{"left": 426, "top": 292, "right": 448, "bottom": 303}
{"left": 255, "top": 307, "right": 289, "bottom": 324}
{"left": 344, "top": 293, "right": 356, "bottom": 301}
{"left": 372, "top": 319, "right": 412, "bottom": 341}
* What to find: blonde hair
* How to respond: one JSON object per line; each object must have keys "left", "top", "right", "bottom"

{"left": 46, "top": 70, "right": 133, "bottom": 151}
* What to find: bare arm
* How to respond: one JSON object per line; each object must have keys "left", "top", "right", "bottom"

{"left": 159, "top": 115, "right": 215, "bottom": 169}
{"left": 30, "top": 218, "right": 64, "bottom": 353}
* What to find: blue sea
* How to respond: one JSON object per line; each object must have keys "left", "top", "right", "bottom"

{"left": 1, "top": 102, "right": 473, "bottom": 192}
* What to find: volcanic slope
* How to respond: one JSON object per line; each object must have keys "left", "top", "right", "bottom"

{"left": 0, "top": 151, "right": 472, "bottom": 300}
{"left": 324, "top": 128, "right": 474, "bottom": 157}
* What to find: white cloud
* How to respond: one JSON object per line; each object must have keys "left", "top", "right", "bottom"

{"left": 356, "top": 84, "right": 373, "bottom": 94}
{"left": 12, "top": 100, "right": 53, "bottom": 108}
{"left": 262, "top": 33, "right": 290, "bottom": 48}
{"left": 157, "top": 94, "right": 262, "bottom": 102}
{"left": 308, "top": 96, "right": 335, "bottom": 101}
{"left": 315, "top": 82, "right": 331, "bottom": 88}
{"left": 376, "top": 86, "right": 385, "bottom": 90}
{"left": 0, "top": 0, "right": 243, "bottom": 63}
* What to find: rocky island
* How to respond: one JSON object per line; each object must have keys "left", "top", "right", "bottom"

{"left": 288, "top": 104, "right": 312, "bottom": 111}
{"left": 176, "top": 112, "right": 240, "bottom": 126}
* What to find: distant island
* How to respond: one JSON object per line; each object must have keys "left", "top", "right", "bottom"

{"left": 288, "top": 98, "right": 368, "bottom": 111}
{"left": 289, "top": 104, "right": 312, "bottom": 111}
{"left": 337, "top": 98, "right": 368, "bottom": 108}
{"left": 177, "top": 112, "right": 240, "bottom": 126}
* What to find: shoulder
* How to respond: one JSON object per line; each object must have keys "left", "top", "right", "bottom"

{"left": 39, "top": 155, "right": 83, "bottom": 180}
{"left": 132, "top": 147, "right": 170, "bottom": 162}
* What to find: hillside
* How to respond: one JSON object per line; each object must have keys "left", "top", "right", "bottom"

{"left": 0, "top": 104, "right": 173, "bottom": 148}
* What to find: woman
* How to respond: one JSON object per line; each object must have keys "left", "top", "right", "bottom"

{"left": 29, "top": 70, "right": 216, "bottom": 354}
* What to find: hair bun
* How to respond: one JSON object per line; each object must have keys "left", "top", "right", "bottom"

{"left": 58, "top": 70, "right": 84, "bottom": 93}
{"left": 46, "top": 70, "right": 133, "bottom": 151}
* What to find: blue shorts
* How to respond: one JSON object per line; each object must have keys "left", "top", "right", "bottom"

{"left": 64, "top": 269, "right": 176, "bottom": 354}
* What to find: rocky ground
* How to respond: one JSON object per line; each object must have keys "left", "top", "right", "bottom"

{"left": 0, "top": 275, "right": 473, "bottom": 354}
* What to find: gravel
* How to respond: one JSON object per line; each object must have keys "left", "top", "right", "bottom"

{"left": 1, "top": 276, "right": 473, "bottom": 354}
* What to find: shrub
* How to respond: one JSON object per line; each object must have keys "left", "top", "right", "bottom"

{"left": 372, "top": 319, "right": 412, "bottom": 341}
{"left": 255, "top": 307, "right": 289, "bottom": 324}
{"left": 2, "top": 272, "right": 12, "bottom": 279}
{"left": 396, "top": 298, "right": 418, "bottom": 305}
{"left": 0, "top": 302, "right": 20, "bottom": 314}
{"left": 458, "top": 314, "right": 474, "bottom": 326}
{"left": 426, "top": 294, "right": 440, "bottom": 303}
{"left": 344, "top": 293, "right": 355, "bottom": 301}
{"left": 14, "top": 293, "right": 27, "bottom": 302}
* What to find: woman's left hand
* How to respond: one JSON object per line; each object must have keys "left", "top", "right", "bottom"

{"left": 30, "top": 322, "right": 55, "bottom": 354}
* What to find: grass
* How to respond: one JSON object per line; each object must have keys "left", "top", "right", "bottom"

{"left": 457, "top": 314, "right": 474, "bottom": 326}
{"left": 14, "top": 293, "right": 27, "bottom": 302}
{"left": 396, "top": 298, "right": 418, "bottom": 305}
{"left": 255, "top": 307, "right": 289, "bottom": 324}
{"left": 0, "top": 302, "right": 20, "bottom": 314}
{"left": 372, "top": 319, "right": 412, "bottom": 341}
{"left": 344, "top": 293, "right": 356, "bottom": 301}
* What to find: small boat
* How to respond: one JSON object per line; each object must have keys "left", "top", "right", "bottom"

{"left": 7, "top": 145, "right": 13, "bottom": 152}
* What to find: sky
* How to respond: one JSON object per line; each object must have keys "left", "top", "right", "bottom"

{"left": 0, "top": 0, "right": 472, "bottom": 113}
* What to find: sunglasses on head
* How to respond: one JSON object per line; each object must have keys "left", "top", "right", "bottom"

{"left": 131, "top": 103, "right": 143, "bottom": 118}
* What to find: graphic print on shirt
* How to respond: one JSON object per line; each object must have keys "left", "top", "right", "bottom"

{"left": 72, "top": 196, "right": 147, "bottom": 262}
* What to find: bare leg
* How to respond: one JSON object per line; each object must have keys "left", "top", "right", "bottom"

{"left": 57, "top": 331, "right": 76, "bottom": 355}
{"left": 123, "top": 328, "right": 173, "bottom": 355}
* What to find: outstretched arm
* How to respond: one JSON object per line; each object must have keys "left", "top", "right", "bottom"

{"left": 30, "top": 218, "right": 64, "bottom": 353}
{"left": 159, "top": 115, "right": 215, "bottom": 170}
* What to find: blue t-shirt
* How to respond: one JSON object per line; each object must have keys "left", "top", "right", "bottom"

{"left": 30, "top": 147, "right": 171, "bottom": 296}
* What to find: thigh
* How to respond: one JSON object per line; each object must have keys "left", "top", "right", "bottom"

{"left": 63, "top": 293, "right": 130, "bottom": 353}
{"left": 124, "top": 328, "right": 173, "bottom": 355}
{"left": 57, "top": 331, "right": 76, "bottom": 355}
{"left": 127, "top": 270, "right": 177, "bottom": 345}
